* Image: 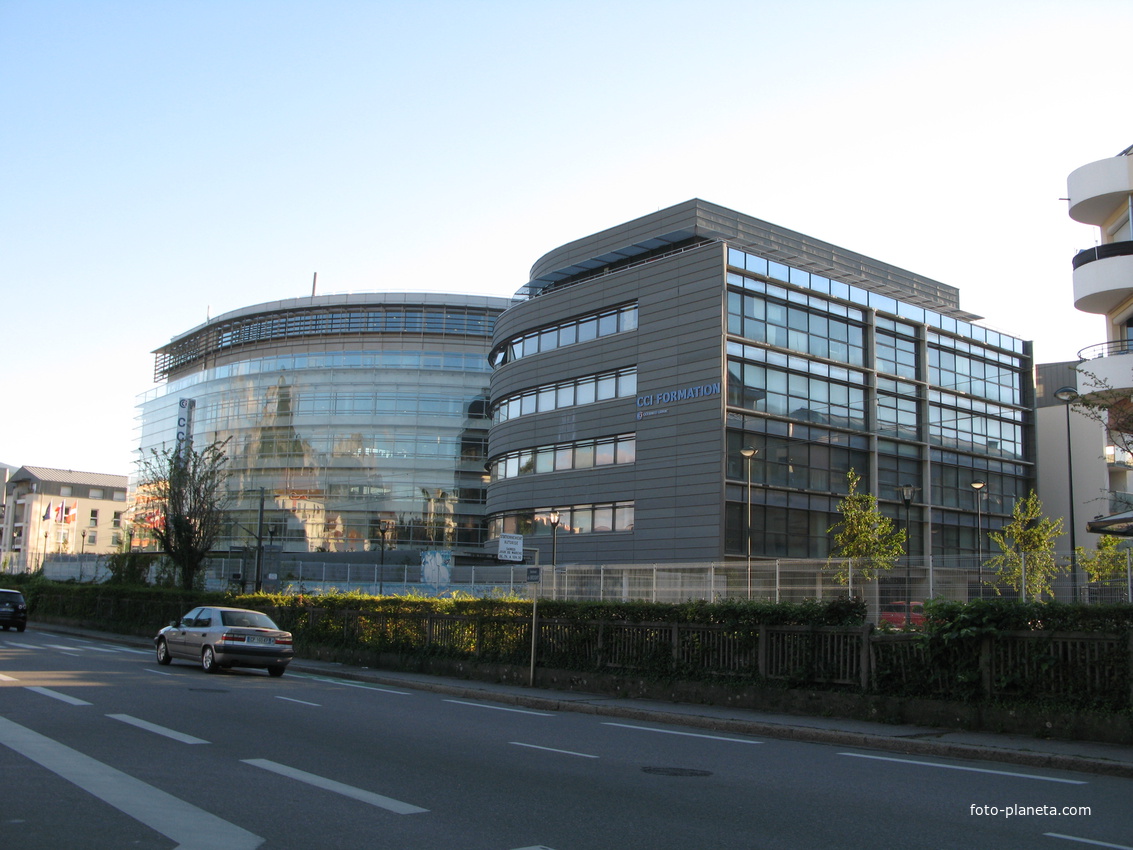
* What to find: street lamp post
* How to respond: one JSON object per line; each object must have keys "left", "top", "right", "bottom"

{"left": 377, "top": 519, "right": 395, "bottom": 595}
{"left": 549, "top": 510, "right": 561, "bottom": 570}
{"left": 900, "top": 484, "right": 916, "bottom": 627}
{"left": 740, "top": 447, "right": 757, "bottom": 598}
{"left": 1054, "top": 387, "right": 1079, "bottom": 602}
{"left": 971, "top": 480, "right": 986, "bottom": 600}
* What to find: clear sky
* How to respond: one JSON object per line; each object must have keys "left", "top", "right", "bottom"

{"left": 2, "top": 0, "right": 1130, "bottom": 476}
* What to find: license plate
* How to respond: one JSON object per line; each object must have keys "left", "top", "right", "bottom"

{"left": 246, "top": 636, "right": 273, "bottom": 645}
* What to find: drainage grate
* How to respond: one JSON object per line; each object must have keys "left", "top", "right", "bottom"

{"left": 641, "top": 767, "right": 712, "bottom": 777}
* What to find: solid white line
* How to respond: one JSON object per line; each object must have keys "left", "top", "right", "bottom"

{"left": 8, "top": 642, "right": 37, "bottom": 649}
{"left": 242, "top": 759, "right": 428, "bottom": 814}
{"left": 443, "top": 699, "right": 554, "bottom": 716}
{"left": 276, "top": 696, "right": 321, "bottom": 707}
{"left": 0, "top": 673, "right": 18, "bottom": 681}
{"left": 112, "top": 647, "right": 151, "bottom": 655}
{"left": 0, "top": 716, "right": 263, "bottom": 850}
{"left": 293, "top": 673, "right": 411, "bottom": 694}
{"left": 46, "top": 644, "right": 81, "bottom": 651}
{"left": 107, "top": 714, "right": 209, "bottom": 745}
{"left": 838, "top": 752, "right": 1088, "bottom": 785}
{"left": 510, "top": 742, "right": 598, "bottom": 758}
{"left": 1045, "top": 833, "right": 1133, "bottom": 849}
{"left": 25, "top": 686, "right": 92, "bottom": 706}
{"left": 603, "top": 722, "right": 763, "bottom": 744}
{"left": 144, "top": 668, "right": 174, "bottom": 676}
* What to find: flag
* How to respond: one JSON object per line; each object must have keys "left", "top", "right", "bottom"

{"left": 43, "top": 501, "right": 53, "bottom": 521}
{"left": 65, "top": 501, "right": 77, "bottom": 524}
{"left": 54, "top": 502, "right": 65, "bottom": 522}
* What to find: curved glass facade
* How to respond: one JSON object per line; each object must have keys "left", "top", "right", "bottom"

{"left": 136, "top": 293, "right": 512, "bottom": 555}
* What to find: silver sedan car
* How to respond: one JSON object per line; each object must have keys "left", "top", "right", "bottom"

{"left": 155, "top": 606, "right": 294, "bottom": 676}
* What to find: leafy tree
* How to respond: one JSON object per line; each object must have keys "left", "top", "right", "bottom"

{"left": 1076, "top": 534, "right": 1129, "bottom": 585}
{"left": 135, "top": 437, "right": 232, "bottom": 591}
{"left": 826, "top": 469, "right": 905, "bottom": 592}
{"left": 985, "top": 491, "right": 1063, "bottom": 601}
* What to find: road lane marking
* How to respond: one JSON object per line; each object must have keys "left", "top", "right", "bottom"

{"left": 0, "top": 673, "right": 18, "bottom": 681}
{"left": 7, "top": 642, "right": 37, "bottom": 649}
{"left": 25, "top": 687, "right": 92, "bottom": 706}
{"left": 510, "top": 742, "right": 598, "bottom": 758}
{"left": 0, "top": 715, "right": 264, "bottom": 850}
{"left": 838, "top": 752, "right": 1088, "bottom": 784}
{"left": 276, "top": 696, "right": 321, "bottom": 707}
{"left": 603, "top": 722, "right": 763, "bottom": 744}
{"left": 443, "top": 699, "right": 554, "bottom": 716}
{"left": 292, "top": 673, "right": 412, "bottom": 694}
{"left": 107, "top": 714, "right": 210, "bottom": 745}
{"left": 242, "top": 759, "right": 428, "bottom": 814}
{"left": 1045, "top": 834, "right": 1133, "bottom": 849}
{"left": 46, "top": 644, "right": 82, "bottom": 651}
{"left": 145, "top": 669, "right": 174, "bottom": 676}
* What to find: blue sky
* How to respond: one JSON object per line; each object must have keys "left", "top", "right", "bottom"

{"left": 2, "top": 0, "right": 1131, "bottom": 475}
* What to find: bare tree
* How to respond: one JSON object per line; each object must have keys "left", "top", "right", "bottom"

{"left": 136, "top": 438, "right": 232, "bottom": 590}
{"left": 1069, "top": 368, "right": 1133, "bottom": 457}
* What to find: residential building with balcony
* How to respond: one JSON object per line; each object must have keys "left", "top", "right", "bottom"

{"left": 1066, "top": 145, "right": 1133, "bottom": 546}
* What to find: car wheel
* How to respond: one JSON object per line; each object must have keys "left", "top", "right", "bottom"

{"left": 15, "top": 623, "right": 25, "bottom": 633}
{"left": 1, "top": 625, "right": 8, "bottom": 631}
{"left": 156, "top": 639, "right": 172, "bottom": 665}
{"left": 267, "top": 665, "right": 286, "bottom": 678}
{"left": 201, "top": 646, "right": 219, "bottom": 674}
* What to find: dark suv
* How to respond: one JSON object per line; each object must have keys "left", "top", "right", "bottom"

{"left": 0, "top": 589, "right": 28, "bottom": 632}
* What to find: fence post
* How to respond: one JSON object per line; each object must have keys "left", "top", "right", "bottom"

{"left": 775, "top": 559, "right": 781, "bottom": 603}
{"left": 979, "top": 636, "right": 993, "bottom": 697}
{"left": 758, "top": 624, "right": 768, "bottom": 678}
{"left": 860, "top": 623, "right": 872, "bottom": 692}
{"left": 671, "top": 622, "right": 680, "bottom": 663}
{"left": 1127, "top": 550, "right": 1132, "bottom": 604}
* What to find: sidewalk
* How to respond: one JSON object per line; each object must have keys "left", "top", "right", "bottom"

{"left": 45, "top": 624, "right": 1133, "bottom": 779}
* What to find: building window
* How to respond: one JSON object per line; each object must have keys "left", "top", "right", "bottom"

{"left": 490, "top": 303, "right": 638, "bottom": 367}
{"left": 491, "top": 434, "right": 636, "bottom": 480}
{"left": 489, "top": 502, "right": 635, "bottom": 537}
{"left": 60, "top": 486, "right": 72, "bottom": 497}
{"left": 89, "top": 510, "right": 99, "bottom": 527}
{"left": 493, "top": 368, "right": 637, "bottom": 423}
{"left": 86, "top": 531, "right": 98, "bottom": 546}
{"left": 112, "top": 512, "right": 123, "bottom": 528}
{"left": 90, "top": 489, "right": 104, "bottom": 500}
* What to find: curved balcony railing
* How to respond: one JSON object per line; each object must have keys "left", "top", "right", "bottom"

{"left": 1078, "top": 339, "right": 1133, "bottom": 360}
{"left": 1072, "top": 239, "right": 1133, "bottom": 270}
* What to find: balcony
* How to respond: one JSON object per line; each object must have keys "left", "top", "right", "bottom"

{"left": 1071, "top": 248, "right": 1133, "bottom": 315}
{"left": 1073, "top": 341, "right": 1133, "bottom": 396}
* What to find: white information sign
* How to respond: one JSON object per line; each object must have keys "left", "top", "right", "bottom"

{"left": 497, "top": 534, "right": 524, "bottom": 562}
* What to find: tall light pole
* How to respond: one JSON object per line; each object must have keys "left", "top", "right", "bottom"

{"left": 549, "top": 510, "right": 561, "bottom": 570}
{"left": 377, "top": 518, "right": 395, "bottom": 595}
{"left": 900, "top": 484, "right": 916, "bottom": 627}
{"left": 740, "top": 447, "right": 757, "bottom": 598}
{"left": 1054, "top": 387, "right": 1079, "bottom": 602}
{"left": 971, "top": 480, "right": 985, "bottom": 600}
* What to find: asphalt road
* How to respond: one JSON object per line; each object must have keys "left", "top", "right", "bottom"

{"left": 1, "top": 628, "right": 1131, "bottom": 849}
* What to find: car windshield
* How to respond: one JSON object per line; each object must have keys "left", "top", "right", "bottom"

{"left": 0, "top": 591, "right": 24, "bottom": 604}
{"left": 220, "top": 610, "right": 279, "bottom": 630}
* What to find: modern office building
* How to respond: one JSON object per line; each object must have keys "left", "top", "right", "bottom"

{"left": 1065, "top": 144, "right": 1133, "bottom": 539}
{"left": 2, "top": 467, "right": 129, "bottom": 571}
{"left": 136, "top": 292, "right": 515, "bottom": 557}
{"left": 486, "top": 200, "right": 1035, "bottom": 584}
